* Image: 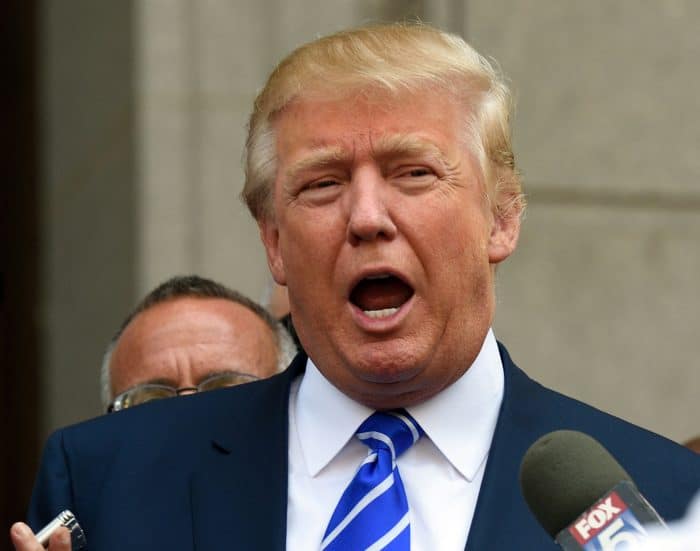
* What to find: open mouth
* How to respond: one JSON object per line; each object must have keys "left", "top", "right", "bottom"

{"left": 349, "top": 274, "right": 415, "bottom": 319}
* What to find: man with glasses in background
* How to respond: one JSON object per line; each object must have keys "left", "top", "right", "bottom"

{"left": 102, "top": 274, "right": 296, "bottom": 412}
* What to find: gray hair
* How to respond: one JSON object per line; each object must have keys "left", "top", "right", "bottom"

{"left": 100, "top": 275, "right": 298, "bottom": 410}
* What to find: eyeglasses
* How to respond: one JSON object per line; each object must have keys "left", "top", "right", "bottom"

{"left": 107, "top": 371, "right": 259, "bottom": 413}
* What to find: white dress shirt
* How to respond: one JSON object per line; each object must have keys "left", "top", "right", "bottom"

{"left": 286, "top": 329, "right": 504, "bottom": 550}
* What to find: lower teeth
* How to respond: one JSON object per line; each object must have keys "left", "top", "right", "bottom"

{"left": 363, "top": 307, "right": 399, "bottom": 319}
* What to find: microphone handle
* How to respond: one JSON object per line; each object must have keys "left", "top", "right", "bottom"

{"left": 555, "top": 481, "right": 665, "bottom": 550}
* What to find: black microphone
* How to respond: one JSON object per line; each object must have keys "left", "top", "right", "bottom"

{"left": 519, "top": 430, "right": 666, "bottom": 550}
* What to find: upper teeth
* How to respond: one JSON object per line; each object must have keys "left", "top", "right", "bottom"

{"left": 365, "top": 274, "right": 391, "bottom": 280}
{"left": 364, "top": 307, "right": 399, "bottom": 319}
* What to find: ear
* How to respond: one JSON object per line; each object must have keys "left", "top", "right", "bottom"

{"left": 487, "top": 210, "right": 521, "bottom": 264}
{"left": 259, "top": 218, "right": 287, "bottom": 285}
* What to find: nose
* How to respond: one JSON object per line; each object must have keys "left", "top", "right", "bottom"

{"left": 346, "top": 168, "right": 397, "bottom": 244}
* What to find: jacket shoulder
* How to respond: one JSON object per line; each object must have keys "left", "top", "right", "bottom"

{"left": 498, "top": 342, "right": 700, "bottom": 514}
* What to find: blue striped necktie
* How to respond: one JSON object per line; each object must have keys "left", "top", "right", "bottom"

{"left": 321, "top": 410, "right": 424, "bottom": 550}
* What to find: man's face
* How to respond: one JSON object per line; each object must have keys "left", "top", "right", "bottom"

{"left": 109, "top": 297, "right": 279, "bottom": 398}
{"left": 260, "top": 90, "right": 519, "bottom": 409}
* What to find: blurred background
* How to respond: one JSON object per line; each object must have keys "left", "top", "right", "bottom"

{"left": 3, "top": 0, "right": 699, "bottom": 533}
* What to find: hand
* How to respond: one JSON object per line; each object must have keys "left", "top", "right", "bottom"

{"left": 10, "top": 522, "right": 71, "bottom": 551}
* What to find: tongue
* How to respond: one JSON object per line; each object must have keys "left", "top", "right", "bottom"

{"left": 350, "top": 277, "right": 413, "bottom": 311}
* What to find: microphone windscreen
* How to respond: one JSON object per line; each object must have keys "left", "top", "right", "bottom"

{"left": 519, "top": 430, "right": 633, "bottom": 537}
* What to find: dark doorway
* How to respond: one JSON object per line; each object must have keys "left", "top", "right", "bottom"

{"left": 1, "top": 0, "right": 42, "bottom": 532}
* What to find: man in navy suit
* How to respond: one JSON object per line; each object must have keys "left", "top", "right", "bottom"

{"left": 11, "top": 23, "right": 700, "bottom": 550}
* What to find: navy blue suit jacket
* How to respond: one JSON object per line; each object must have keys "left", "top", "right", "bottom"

{"left": 28, "top": 345, "right": 700, "bottom": 550}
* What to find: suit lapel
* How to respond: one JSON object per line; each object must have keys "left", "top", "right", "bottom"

{"left": 190, "top": 354, "right": 307, "bottom": 550}
{"left": 187, "top": 345, "right": 555, "bottom": 549}
{"left": 464, "top": 343, "right": 558, "bottom": 550}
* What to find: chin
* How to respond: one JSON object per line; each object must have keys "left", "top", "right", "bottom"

{"left": 356, "top": 364, "right": 422, "bottom": 384}
{"left": 347, "top": 343, "right": 428, "bottom": 384}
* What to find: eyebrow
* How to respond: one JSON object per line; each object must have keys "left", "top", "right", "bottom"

{"left": 284, "top": 146, "right": 350, "bottom": 184}
{"left": 370, "top": 134, "right": 449, "bottom": 167}
{"left": 134, "top": 369, "right": 255, "bottom": 390}
{"left": 196, "top": 369, "right": 257, "bottom": 384}
{"left": 283, "top": 134, "right": 451, "bottom": 184}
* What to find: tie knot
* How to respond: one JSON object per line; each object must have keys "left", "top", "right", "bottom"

{"left": 356, "top": 410, "right": 424, "bottom": 460}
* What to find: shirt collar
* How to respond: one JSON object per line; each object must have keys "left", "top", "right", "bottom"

{"left": 295, "top": 329, "right": 504, "bottom": 481}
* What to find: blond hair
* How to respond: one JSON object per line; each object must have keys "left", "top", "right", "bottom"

{"left": 242, "top": 23, "right": 525, "bottom": 221}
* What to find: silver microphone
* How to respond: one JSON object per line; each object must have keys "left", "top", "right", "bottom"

{"left": 35, "top": 510, "right": 87, "bottom": 549}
